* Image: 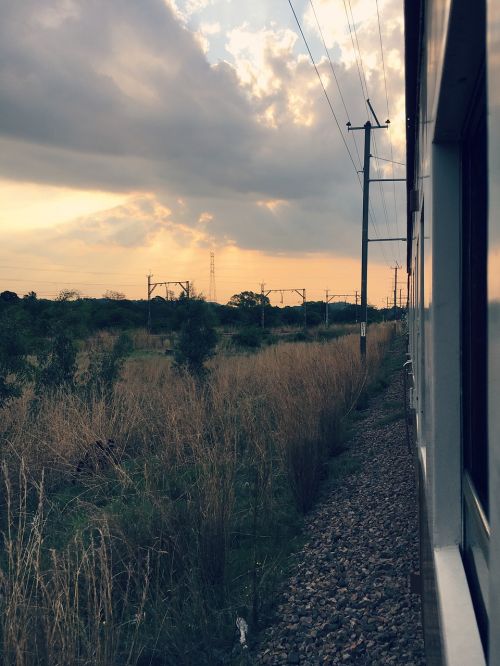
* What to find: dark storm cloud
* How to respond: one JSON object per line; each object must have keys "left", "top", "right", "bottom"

{"left": 0, "top": 0, "right": 401, "bottom": 254}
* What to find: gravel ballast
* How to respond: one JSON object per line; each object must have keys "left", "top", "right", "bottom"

{"left": 254, "top": 351, "right": 426, "bottom": 665}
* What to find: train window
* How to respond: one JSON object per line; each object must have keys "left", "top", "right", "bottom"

{"left": 461, "top": 66, "right": 489, "bottom": 646}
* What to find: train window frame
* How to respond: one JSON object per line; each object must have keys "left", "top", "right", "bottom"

{"left": 460, "top": 64, "right": 489, "bottom": 648}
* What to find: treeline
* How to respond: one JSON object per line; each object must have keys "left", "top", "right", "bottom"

{"left": 0, "top": 289, "right": 392, "bottom": 338}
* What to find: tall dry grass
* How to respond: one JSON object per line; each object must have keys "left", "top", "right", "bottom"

{"left": 0, "top": 325, "right": 392, "bottom": 665}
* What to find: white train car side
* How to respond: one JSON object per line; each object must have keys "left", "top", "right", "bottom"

{"left": 405, "top": 0, "right": 500, "bottom": 663}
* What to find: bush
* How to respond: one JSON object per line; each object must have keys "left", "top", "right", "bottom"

{"left": 36, "top": 331, "right": 77, "bottom": 393}
{"left": 174, "top": 299, "right": 218, "bottom": 375}
{"left": 233, "top": 326, "right": 263, "bottom": 349}
{"left": 0, "top": 315, "right": 30, "bottom": 406}
{"left": 84, "top": 332, "right": 133, "bottom": 397}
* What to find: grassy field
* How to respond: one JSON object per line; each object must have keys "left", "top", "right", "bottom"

{"left": 0, "top": 325, "right": 393, "bottom": 665}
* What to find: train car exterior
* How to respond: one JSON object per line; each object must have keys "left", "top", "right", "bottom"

{"left": 405, "top": 0, "right": 500, "bottom": 663}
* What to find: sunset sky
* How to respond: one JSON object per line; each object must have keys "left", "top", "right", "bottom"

{"left": 0, "top": 0, "right": 406, "bottom": 307}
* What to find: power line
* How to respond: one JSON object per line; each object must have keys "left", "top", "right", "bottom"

{"left": 288, "top": 0, "right": 390, "bottom": 269}
{"left": 343, "top": 0, "right": 369, "bottom": 117}
{"left": 308, "top": 0, "right": 363, "bottom": 169}
{"left": 0, "top": 277, "right": 143, "bottom": 286}
{"left": 374, "top": 0, "right": 402, "bottom": 264}
{"left": 371, "top": 154, "right": 406, "bottom": 166}
{"left": 287, "top": 0, "right": 361, "bottom": 180}
{"left": 0, "top": 264, "right": 144, "bottom": 276}
{"left": 344, "top": 0, "right": 397, "bottom": 265}
{"left": 339, "top": 0, "right": 393, "bottom": 268}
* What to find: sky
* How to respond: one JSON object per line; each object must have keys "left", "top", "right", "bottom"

{"left": 0, "top": 0, "right": 406, "bottom": 307}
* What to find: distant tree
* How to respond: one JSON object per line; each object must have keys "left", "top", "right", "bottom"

{"left": 227, "top": 291, "right": 269, "bottom": 309}
{"left": 56, "top": 289, "right": 82, "bottom": 302}
{"left": 23, "top": 291, "right": 38, "bottom": 301}
{"left": 0, "top": 290, "right": 19, "bottom": 303}
{"left": 103, "top": 290, "right": 126, "bottom": 300}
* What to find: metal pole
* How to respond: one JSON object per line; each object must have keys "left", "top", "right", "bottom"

{"left": 355, "top": 290, "right": 359, "bottom": 323}
{"left": 325, "top": 290, "right": 329, "bottom": 326}
{"left": 393, "top": 265, "right": 399, "bottom": 321}
{"left": 261, "top": 283, "right": 265, "bottom": 329}
{"left": 360, "top": 121, "right": 371, "bottom": 360}
{"left": 303, "top": 290, "right": 307, "bottom": 328}
{"left": 147, "top": 274, "right": 152, "bottom": 332}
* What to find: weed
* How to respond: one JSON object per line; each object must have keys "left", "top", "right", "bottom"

{"left": 0, "top": 325, "right": 393, "bottom": 664}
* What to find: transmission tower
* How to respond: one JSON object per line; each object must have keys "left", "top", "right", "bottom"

{"left": 209, "top": 251, "right": 217, "bottom": 302}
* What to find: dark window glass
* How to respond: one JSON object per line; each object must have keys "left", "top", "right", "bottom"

{"left": 462, "top": 70, "right": 488, "bottom": 514}
{"left": 461, "top": 66, "right": 489, "bottom": 650}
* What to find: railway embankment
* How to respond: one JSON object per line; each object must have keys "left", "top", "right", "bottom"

{"left": 255, "top": 345, "right": 426, "bottom": 665}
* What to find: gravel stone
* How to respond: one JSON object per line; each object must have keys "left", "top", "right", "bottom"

{"left": 254, "top": 352, "right": 426, "bottom": 665}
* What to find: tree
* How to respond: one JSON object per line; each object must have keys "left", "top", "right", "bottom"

{"left": 0, "top": 315, "right": 29, "bottom": 406}
{"left": 227, "top": 291, "right": 269, "bottom": 309}
{"left": 56, "top": 289, "right": 81, "bottom": 302}
{"left": 174, "top": 299, "right": 218, "bottom": 376}
{"left": 103, "top": 290, "right": 126, "bottom": 300}
{"left": 36, "top": 331, "right": 77, "bottom": 392}
{"left": 0, "top": 290, "right": 19, "bottom": 303}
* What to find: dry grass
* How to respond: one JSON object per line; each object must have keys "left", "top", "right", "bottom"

{"left": 0, "top": 325, "right": 392, "bottom": 665}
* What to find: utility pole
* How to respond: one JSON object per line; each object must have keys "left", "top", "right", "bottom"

{"left": 147, "top": 275, "right": 190, "bottom": 332}
{"left": 261, "top": 287, "right": 306, "bottom": 329}
{"left": 209, "top": 251, "right": 216, "bottom": 302}
{"left": 348, "top": 99, "right": 406, "bottom": 361}
{"left": 392, "top": 263, "right": 400, "bottom": 321}
{"left": 360, "top": 120, "right": 371, "bottom": 359}
{"left": 147, "top": 273, "right": 152, "bottom": 332}
{"left": 348, "top": 102, "right": 387, "bottom": 361}
{"left": 325, "top": 292, "right": 357, "bottom": 326}
{"left": 260, "top": 283, "right": 265, "bottom": 329}
{"left": 355, "top": 290, "right": 359, "bottom": 323}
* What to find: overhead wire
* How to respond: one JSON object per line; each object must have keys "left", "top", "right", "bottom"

{"left": 344, "top": 0, "right": 396, "bottom": 267}
{"left": 341, "top": 0, "right": 391, "bottom": 267}
{"left": 308, "top": 0, "right": 363, "bottom": 170}
{"left": 287, "top": 0, "right": 362, "bottom": 182}
{"left": 291, "top": 0, "right": 391, "bottom": 269}
{"left": 374, "top": 0, "right": 403, "bottom": 264}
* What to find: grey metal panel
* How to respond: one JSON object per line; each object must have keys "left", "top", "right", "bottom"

{"left": 487, "top": 1, "right": 500, "bottom": 661}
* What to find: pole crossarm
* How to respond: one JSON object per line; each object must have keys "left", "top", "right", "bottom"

{"left": 368, "top": 178, "right": 406, "bottom": 182}
{"left": 325, "top": 293, "right": 356, "bottom": 304}
{"left": 368, "top": 237, "right": 406, "bottom": 242}
{"left": 348, "top": 125, "right": 387, "bottom": 131}
{"left": 149, "top": 280, "right": 190, "bottom": 297}
{"left": 263, "top": 288, "right": 306, "bottom": 298}
{"left": 261, "top": 287, "right": 307, "bottom": 328}
{"left": 147, "top": 275, "right": 190, "bottom": 332}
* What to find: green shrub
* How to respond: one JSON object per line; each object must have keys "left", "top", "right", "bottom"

{"left": 233, "top": 326, "right": 263, "bottom": 349}
{"left": 174, "top": 299, "right": 218, "bottom": 375}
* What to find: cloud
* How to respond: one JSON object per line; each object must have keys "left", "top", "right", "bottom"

{"left": 0, "top": 0, "right": 405, "bottom": 258}
{"left": 49, "top": 194, "right": 212, "bottom": 249}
